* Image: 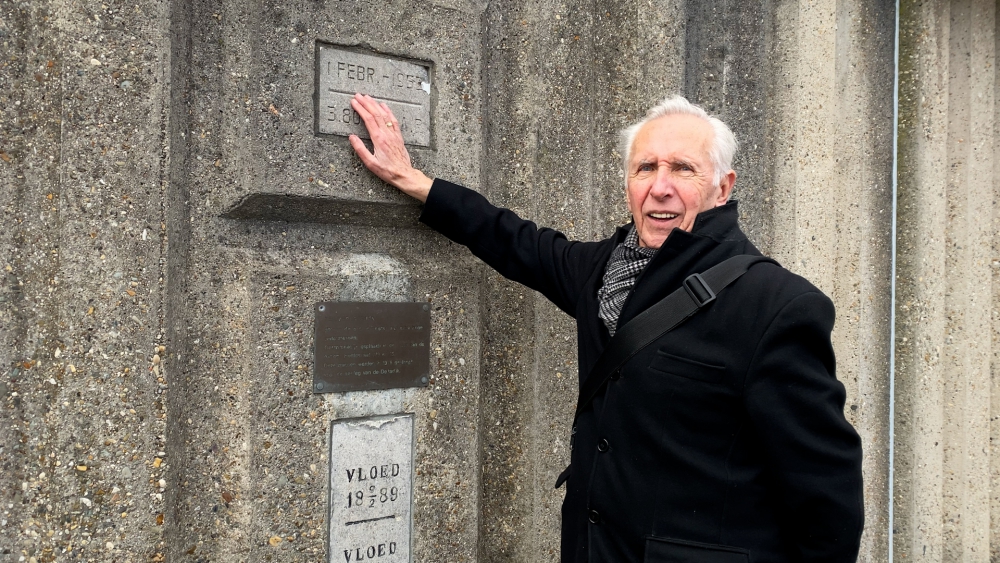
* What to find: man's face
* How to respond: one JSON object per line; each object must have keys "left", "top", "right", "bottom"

{"left": 626, "top": 114, "right": 735, "bottom": 249}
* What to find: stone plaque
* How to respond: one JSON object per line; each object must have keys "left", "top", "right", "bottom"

{"left": 314, "top": 302, "right": 431, "bottom": 393}
{"left": 316, "top": 43, "right": 432, "bottom": 146}
{"left": 329, "top": 414, "right": 414, "bottom": 563}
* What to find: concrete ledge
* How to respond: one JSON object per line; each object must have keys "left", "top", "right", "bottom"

{"left": 222, "top": 194, "right": 425, "bottom": 228}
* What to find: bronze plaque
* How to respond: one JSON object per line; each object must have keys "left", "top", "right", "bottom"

{"left": 314, "top": 302, "right": 430, "bottom": 393}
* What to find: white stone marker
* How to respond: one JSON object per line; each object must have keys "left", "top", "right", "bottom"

{"left": 316, "top": 44, "right": 432, "bottom": 146}
{"left": 329, "top": 414, "right": 414, "bottom": 563}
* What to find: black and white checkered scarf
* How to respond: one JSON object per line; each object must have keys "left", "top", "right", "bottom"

{"left": 597, "top": 226, "right": 658, "bottom": 336}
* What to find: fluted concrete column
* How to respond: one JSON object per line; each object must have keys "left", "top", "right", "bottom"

{"left": 0, "top": 0, "right": 174, "bottom": 559}
{"left": 895, "top": 0, "right": 999, "bottom": 560}
{"left": 682, "top": 0, "right": 894, "bottom": 559}
{"left": 477, "top": 2, "right": 686, "bottom": 559}
{"left": 761, "top": 2, "right": 895, "bottom": 561}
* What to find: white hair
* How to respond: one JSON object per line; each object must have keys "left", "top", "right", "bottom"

{"left": 618, "top": 95, "right": 738, "bottom": 187}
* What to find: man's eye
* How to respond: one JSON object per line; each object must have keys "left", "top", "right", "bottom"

{"left": 637, "top": 163, "right": 655, "bottom": 172}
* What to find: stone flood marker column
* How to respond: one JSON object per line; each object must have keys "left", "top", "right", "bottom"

{"left": 329, "top": 414, "right": 415, "bottom": 563}
{"left": 315, "top": 301, "right": 426, "bottom": 561}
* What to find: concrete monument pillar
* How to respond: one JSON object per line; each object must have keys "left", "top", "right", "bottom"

{"left": 18, "top": 0, "right": 1000, "bottom": 561}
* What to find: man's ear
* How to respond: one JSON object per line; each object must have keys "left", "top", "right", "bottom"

{"left": 716, "top": 170, "right": 736, "bottom": 205}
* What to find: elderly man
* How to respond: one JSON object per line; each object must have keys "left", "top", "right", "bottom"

{"left": 348, "top": 93, "right": 864, "bottom": 562}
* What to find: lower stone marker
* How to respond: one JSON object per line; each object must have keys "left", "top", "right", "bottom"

{"left": 329, "top": 414, "right": 414, "bottom": 563}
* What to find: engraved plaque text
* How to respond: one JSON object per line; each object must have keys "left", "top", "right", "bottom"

{"left": 329, "top": 414, "right": 414, "bottom": 563}
{"left": 316, "top": 44, "right": 432, "bottom": 146}
{"left": 314, "top": 302, "right": 430, "bottom": 393}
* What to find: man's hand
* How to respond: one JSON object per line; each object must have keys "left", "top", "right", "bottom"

{"left": 348, "top": 93, "right": 433, "bottom": 203}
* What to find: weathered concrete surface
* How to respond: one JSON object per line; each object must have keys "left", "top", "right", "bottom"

{"left": 162, "top": 1, "right": 487, "bottom": 561}
{"left": 1, "top": 0, "right": 173, "bottom": 560}
{"left": 683, "top": 24, "right": 896, "bottom": 563}
{"left": 894, "top": 0, "right": 999, "bottom": 560}
{"left": 1, "top": 0, "right": 901, "bottom": 562}
{"left": 476, "top": 1, "right": 692, "bottom": 559}
{"left": 757, "top": 2, "right": 896, "bottom": 561}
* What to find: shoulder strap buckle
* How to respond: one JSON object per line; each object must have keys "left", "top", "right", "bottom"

{"left": 682, "top": 273, "right": 716, "bottom": 307}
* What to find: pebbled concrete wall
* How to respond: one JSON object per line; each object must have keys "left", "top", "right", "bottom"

{"left": 894, "top": 1, "right": 1000, "bottom": 560}
{"left": 1, "top": 0, "right": 174, "bottom": 560}
{"left": 757, "top": 2, "right": 896, "bottom": 560}
{"left": 474, "top": 1, "right": 688, "bottom": 559}
{"left": 8, "top": 0, "right": 975, "bottom": 561}
{"left": 162, "top": 1, "right": 488, "bottom": 561}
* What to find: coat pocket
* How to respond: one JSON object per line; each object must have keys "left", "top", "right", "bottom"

{"left": 644, "top": 536, "right": 749, "bottom": 563}
{"left": 647, "top": 350, "right": 726, "bottom": 384}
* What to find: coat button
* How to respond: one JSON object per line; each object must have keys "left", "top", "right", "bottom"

{"left": 610, "top": 369, "right": 621, "bottom": 381}
{"left": 597, "top": 438, "right": 609, "bottom": 452}
{"left": 588, "top": 509, "right": 601, "bottom": 524}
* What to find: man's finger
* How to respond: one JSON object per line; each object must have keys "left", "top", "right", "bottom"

{"left": 350, "top": 96, "right": 375, "bottom": 125}
{"left": 351, "top": 93, "right": 376, "bottom": 116}
{"left": 356, "top": 93, "right": 381, "bottom": 114}
{"left": 363, "top": 94, "right": 388, "bottom": 121}
{"left": 348, "top": 135, "right": 378, "bottom": 169}
{"left": 353, "top": 95, "right": 404, "bottom": 142}
{"left": 368, "top": 97, "right": 394, "bottom": 124}
{"left": 379, "top": 102, "right": 401, "bottom": 131}
{"left": 351, "top": 95, "right": 381, "bottom": 135}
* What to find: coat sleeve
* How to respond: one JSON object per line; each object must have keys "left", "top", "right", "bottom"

{"left": 419, "top": 179, "right": 605, "bottom": 317}
{"left": 743, "top": 290, "right": 864, "bottom": 562}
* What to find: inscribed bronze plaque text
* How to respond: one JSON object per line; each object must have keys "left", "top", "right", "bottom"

{"left": 314, "top": 302, "right": 430, "bottom": 393}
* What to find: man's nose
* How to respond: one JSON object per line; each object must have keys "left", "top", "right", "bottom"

{"left": 648, "top": 168, "right": 675, "bottom": 198}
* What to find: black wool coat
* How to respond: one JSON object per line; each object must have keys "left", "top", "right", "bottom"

{"left": 420, "top": 179, "right": 864, "bottom": 563}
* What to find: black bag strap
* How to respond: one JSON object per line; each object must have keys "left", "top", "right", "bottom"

{"left": 574, "top": 254, "right": 777, "bottom": 421}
